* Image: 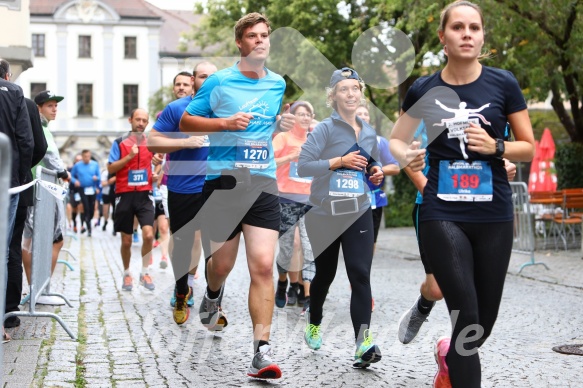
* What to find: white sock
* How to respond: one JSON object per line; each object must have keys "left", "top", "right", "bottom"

{"left": 124, "top": 269, "right": 131, "bottom": 276}
{"left": 188, "top": 274, "right": 195, "bottom": 288}
{"left": 141, "top": 267, "right": 149, "bottom": 275}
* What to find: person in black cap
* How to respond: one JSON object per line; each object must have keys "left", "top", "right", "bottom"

{"left": 298, "top": 67, "right": 383, "bottom": 368}
{"left": 21, "top": 89, "right": 70, "bottom": 306}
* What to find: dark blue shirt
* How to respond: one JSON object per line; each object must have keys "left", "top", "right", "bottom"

{"left": 153, "top": 95, "right": 209, "bottom": 194}
{"left": 402, "top": 66, "right": 526, "bottom": 223}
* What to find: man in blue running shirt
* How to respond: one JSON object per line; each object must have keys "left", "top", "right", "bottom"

{"left": 148, "top": 63, "right": 221, "bottom": 326}
{"left": 180, "top": 12, "right": 291, "bottom": 380}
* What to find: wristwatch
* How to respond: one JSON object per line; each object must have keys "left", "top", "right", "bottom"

{"left": 494, "top": 138, "right": 505, "bottom": 157}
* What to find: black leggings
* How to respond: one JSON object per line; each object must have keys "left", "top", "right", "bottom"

{"left": 419, "top": 220, "right": 513, "bottom": 388}
{"left": 80, "top": 192, "right": 96, "bottom": 232}
{"left": 305, "top": 208, "right": 374, "bottom": 343}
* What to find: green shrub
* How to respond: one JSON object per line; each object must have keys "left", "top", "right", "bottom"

{"left": 555, "top": 142, "right": 583, "bottom": 189}
{"left": 385, "top": 171, "right": 417, "bottom": 227}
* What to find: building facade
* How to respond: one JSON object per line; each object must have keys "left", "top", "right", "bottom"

{"left": 0, "top": 0, "right": 34, "bottom": 80}
{"left": 18, "top": 0, "right": 169, "bottom": 165}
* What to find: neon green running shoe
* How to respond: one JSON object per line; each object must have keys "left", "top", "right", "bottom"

{"left": 353, "top": 330, "right": 382, "bottom": 368}
{"left": 303, "top": 309, "right": 322, "bottom": 350}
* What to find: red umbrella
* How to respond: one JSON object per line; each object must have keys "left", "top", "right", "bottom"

{"left": 529, "top": 128, "right": 557, "bottom": 192}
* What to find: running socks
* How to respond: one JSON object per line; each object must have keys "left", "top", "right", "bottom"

{"left": 207, "top": 286, "right": 221, "bottom": 300}
{"left": 417, "top": 294, "right": 435, "bottom": 315}
{"left": 254, "top": 340, "right": 269, "bottom": 353}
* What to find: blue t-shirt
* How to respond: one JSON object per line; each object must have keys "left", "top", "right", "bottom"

{"left": 184, "top": 63, "right": 286, "bottom": 180}
{"left": 70, "top": 160, "right": 101, "bottom": 191}
{"left": 366, "top": 136, "right": 398, "bottom": 207}
{"left": 402, "top": 66, "right": 527, "bottom": 222}
{"left": 153, "top": 95, "right": 208, "bottom": 194}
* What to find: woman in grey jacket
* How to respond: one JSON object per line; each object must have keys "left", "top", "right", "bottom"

{"left": 297, "top": 67, "right": 384, "bottom": 369}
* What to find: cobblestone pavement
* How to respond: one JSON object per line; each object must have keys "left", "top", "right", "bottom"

{"left": 3, "top": 226, "right": 583, "bottom": 387}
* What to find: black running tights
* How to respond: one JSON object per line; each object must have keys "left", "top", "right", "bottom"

{"left": 419, "top": 220, "right": 513, "bottom": 388}
{"left": 305, "top": 209, "right": 374, "bottom": 343}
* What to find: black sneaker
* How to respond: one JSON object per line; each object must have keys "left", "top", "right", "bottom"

{"left": 4, "top": 315, "right": 20, "bottom": 328}
{"left": 297, "top": 286, "right": 308, "bottom": 306}
{"left": 275, "top": 280, "right": 287, "bottom": 308}
{"left": 286, "top": 287, "right": 298, "bottom": 306}
{"left": 301, "top": 297, "right": 310, "bottom": 316}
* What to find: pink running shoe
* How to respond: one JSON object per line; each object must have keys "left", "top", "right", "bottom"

{"left": 433, "top": 337, "right": 452, "bottom": 388}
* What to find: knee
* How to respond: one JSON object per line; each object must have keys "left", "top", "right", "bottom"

{"left": 209, "top": 260, "right": 233, "bottom": 279}
{"left": 142, "top": 230, "right": 154, "bottom": 243}
{"left": 250, "top": 262, "right": 274, "bottom": 283}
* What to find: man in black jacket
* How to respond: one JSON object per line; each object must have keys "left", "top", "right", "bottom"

{"left": 0, "top": 59, "right": 35, "bottom": 332}
{"left": 1, "top": 60, "right": 48, "bottom": 328}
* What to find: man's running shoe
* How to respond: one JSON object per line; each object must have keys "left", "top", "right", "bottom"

{"left": 132, "top": 231, "right": 139, "bottom": 243}
{"left": 159, "top": 255, "right": 168, "bottom": 269}
{"left": 300, "top": 297, "right": 310, "bottom": 316}
{"left": 122, "top": 274, "right": 133, "bottom": 291}
{"left": 274, "top": 280, "right": 287, "bottom": 308}
{"left": 102, "top": 221, "right": 107, "bottom": 231}
{"left": 139, "top": 273, "right": 155, "bottom": 291}
{"left": 286, "top": 286, "right": 298, "bottom": 306}
{"left": 303, "top": 309, "right": 322, "bottom": 350}
{"left": 433, "top": 337, "right": 452, "bottom": 388}
{"left": 247, "top": 344, "right": 282, "bottom": 379}
{"left": 353, "top": 330, "right": 382, "bottom": 368}
{"left": 398, "top": 297, "right": 434, "bottom": 344}
{"left": 173, "top": 288, "right": 191, "bottom": 325}
{"left": 153, "top": 240, "right": 160, "bottom": 248}
{"left": 170, "top": 286, "right": 194, "bottom": 307}
{"left": 199, "top": 285, "right": 225, "bottom": 330}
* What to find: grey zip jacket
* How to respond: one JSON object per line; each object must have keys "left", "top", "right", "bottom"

{"left": 297, "top": 110, "right": 381, "bottom": 215}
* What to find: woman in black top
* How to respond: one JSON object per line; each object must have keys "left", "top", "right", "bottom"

{"left": 390, "top": 1, "right": 535, "bottom": 387}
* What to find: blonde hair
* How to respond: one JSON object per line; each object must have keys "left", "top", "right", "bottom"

{"left": 234, "top": 13, "right": 272, "bottom": 41}
{"left": 325, "top": 80, "right": 367, "bottom": 111}
{"left": 438, "top": 1, "right": 491, "bottom": 60}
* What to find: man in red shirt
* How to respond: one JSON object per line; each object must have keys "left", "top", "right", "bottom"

{"left": 108, "top": 108, "right": 156, "bottom": 291}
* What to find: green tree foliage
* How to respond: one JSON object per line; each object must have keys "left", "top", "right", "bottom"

{"left": 555, "top": 142, "right": 583, "bottom": 189}
{"left": 147, "top": 85, "right": 174, "bottom": 121}
{"left": 185, "top": 0, "right": 583, "bottom": 143}
{"left": 484, "top": 0, "right": 583, "bottom": 143}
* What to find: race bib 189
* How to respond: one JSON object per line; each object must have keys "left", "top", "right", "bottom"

{"left": 437, "top": 160, "right": 493, "bottom": 202}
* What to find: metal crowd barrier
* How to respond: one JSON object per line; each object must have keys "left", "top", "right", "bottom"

{"left": 510, "top": 182, "right": 549, "bottom": 273}
{"left": 3, "top": 166, "right": 76, "bottom": 340}
{"left": 0, "top": 133, "right": 12, "bottom": 384}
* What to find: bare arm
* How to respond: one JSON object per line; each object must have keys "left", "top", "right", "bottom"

{"left": 465, "top": 109, "right": 535, "bottom": 162}
{"left": 382, "top": 164, "right": 400, "bottom": 176}
{"left": 147, "top": 129, "right": 205, "bottom": 153}
{"left": 179, "top": 111, "right": 254, "bottom": 133}
{"left": 404, "top": 166, "right": 427, "bottom": 194}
